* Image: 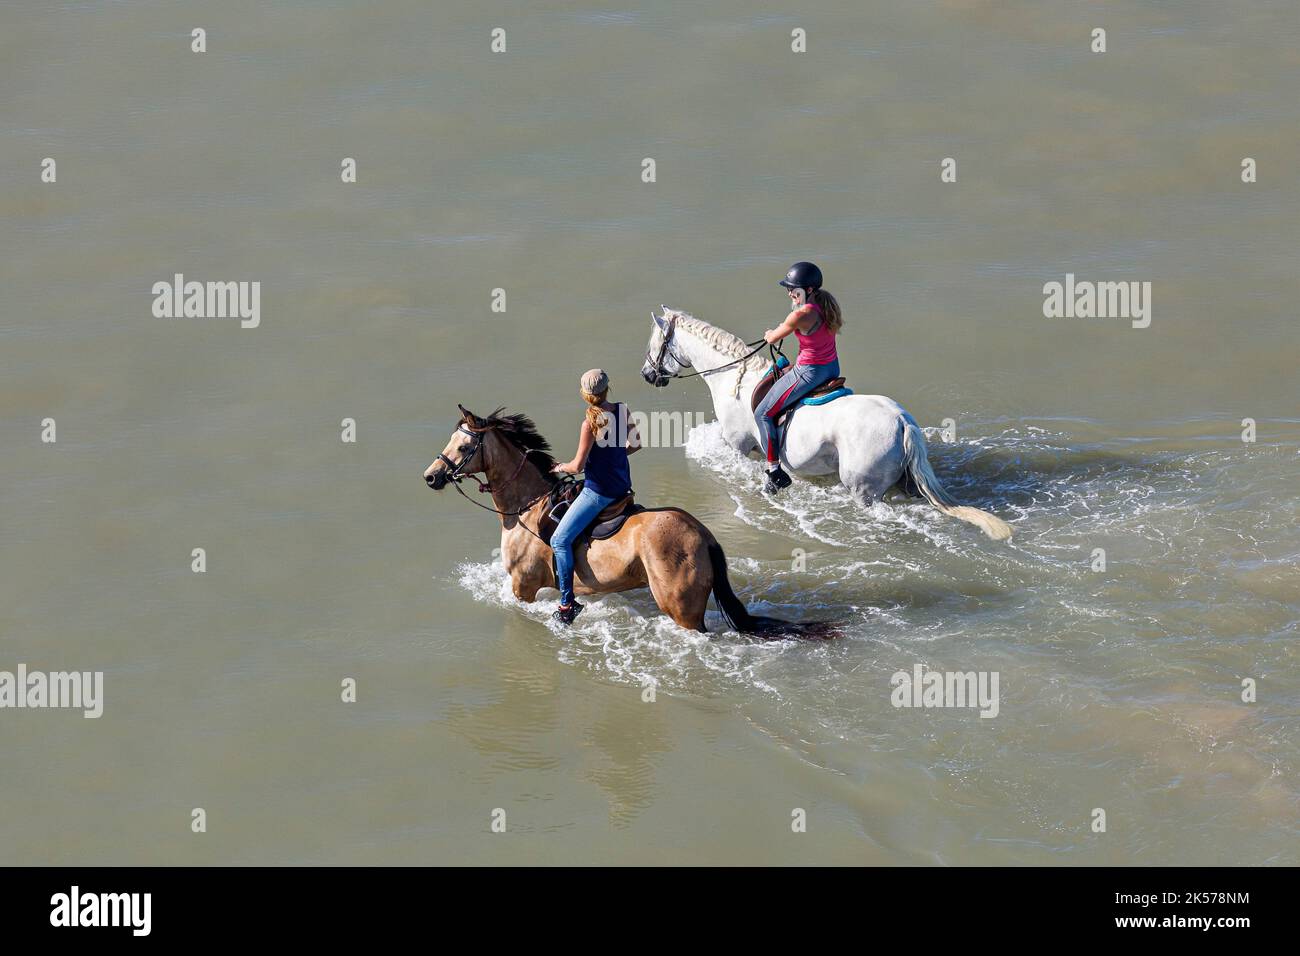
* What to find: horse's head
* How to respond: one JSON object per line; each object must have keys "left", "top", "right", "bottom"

{"left": 424, "top": 404, "right": 490, "bottom": 490}
{"left": 641, "top": 308, "right": 691, "bottom": 387}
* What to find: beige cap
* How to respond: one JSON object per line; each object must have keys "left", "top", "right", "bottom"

{"left": 580, "top": 368, "right": 609, "bottom": 394}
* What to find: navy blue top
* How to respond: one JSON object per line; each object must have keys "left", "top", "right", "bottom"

{"left": 584, "top": 403, "right": 632, "bottom": 498}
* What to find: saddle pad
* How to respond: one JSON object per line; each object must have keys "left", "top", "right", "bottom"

{"left": 775, "top": 387, "right": 854, "bottom": 427}
{"left": 800, "top": 387, "right": 853, "bottom": 406}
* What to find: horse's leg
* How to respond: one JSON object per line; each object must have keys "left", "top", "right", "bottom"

{"left": 511, "top": 572, "right": 542, "bottom": 603}
{"left": 840, "top": 455, "right": 900, "bottom": 505}
{"left": 729, "top": 431, "right": 760, "bottom": 456}
{"left": 509, "top": 541, "right": 553, "bottom": 603}
{"left": 831, "top": 411, "right": 908, "bottom": 506}
{"left": 642, "top": 539, "right": 710, "bottom": 632}
{"left": 842, "top": 476, "right": 877, "bottom": 507}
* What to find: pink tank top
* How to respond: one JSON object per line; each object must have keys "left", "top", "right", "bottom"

{"left": 793, "top": 303, "right": 837, "bottom": 365}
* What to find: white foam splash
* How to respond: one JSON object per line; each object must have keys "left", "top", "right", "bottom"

{"left": 684, "top": 419, "right": 958, "bottom": 549}
{"left": 454, "top": 418, "right": 1294, "bottom": 785}
{"left": 455, "top": 559, "right": 792, "bottom": 696}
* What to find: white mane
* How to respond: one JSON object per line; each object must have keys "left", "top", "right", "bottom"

{"left": 666, "top": 309, "right": 768, "bottom": 373}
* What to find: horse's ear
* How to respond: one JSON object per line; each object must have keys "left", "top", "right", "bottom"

{"left": 653, "top": 312, "right": 668, "bottom": 331}
{"left": 457, "top": 403, "right": 474, "bottom": 422}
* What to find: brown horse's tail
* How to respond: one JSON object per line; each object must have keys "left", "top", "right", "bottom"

{"left": 707, "top": 541, "right": 836, "bottom": 639}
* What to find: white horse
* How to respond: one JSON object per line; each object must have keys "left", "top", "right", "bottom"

{"left": 640, "top": 307, "right": 1013, "bottom": 540}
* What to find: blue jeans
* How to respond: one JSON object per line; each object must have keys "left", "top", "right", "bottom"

{"left": 552, "top": 486, "right": 618, "bottom": 606}
{"left": 754, "top": 359, "right": 840, "bottom": 463}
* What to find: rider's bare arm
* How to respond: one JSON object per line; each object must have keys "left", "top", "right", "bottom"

{"left": 763, "top": 305, "right": 815, "bottom": 344}
{"left": 553, "top": 422, "right": 595, "bottom": 475}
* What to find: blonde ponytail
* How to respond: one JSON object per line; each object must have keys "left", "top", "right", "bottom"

{"left": 582, "top": 388, "right": 609, "bottom": 437}
{"left": 813, "top": 289, "right": 843, "bottom": 333}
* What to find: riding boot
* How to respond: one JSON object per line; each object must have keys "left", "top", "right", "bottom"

{"left": 552, "top": 600, "right": 584, "bottom": 625}
{"left": 764, "top": 466, "right": 792, "bottom": 493}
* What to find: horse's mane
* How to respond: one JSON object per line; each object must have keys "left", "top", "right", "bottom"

{"left": 478, "top": 408, "right": 557, "bottom": 474}
{"left": 668, "top": 309, "right": 768, "bottom": 372}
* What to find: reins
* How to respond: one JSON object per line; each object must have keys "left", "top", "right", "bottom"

{"left": 646, "top": 313, "right": 769, "bottom": 381}
{"left": 667, "top": 338, "right": 768, "bottom": 380}
{"left": 447, "top": 475, "right": 553, "bottom": 543}
{"left": 440, "top": 423, "right": 556, "bottom": 543}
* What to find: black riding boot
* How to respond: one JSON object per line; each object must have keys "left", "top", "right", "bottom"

{"left": 764, "top": 466, "right": 792, "bottom": 493}
{"left": 552, "top": 600, "right": 584, "bottom": 625}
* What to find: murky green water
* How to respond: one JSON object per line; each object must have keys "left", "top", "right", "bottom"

{"left": 2, "top": 1, "right": 1297, "bottom": 864}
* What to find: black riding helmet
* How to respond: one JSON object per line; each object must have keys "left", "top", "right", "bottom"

{"left": 779, "top": 261, "right": 823, "bottom": 291}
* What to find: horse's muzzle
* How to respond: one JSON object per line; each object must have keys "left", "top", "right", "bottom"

{"left": 426, "top": 471, "right": 446, "bottom": 490}
{"left": 641, "top": 366, "right": 669, "bottom": 388}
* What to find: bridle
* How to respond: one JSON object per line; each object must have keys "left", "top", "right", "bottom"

{"left": 436, "top": 420, "right": 554, "bottom": 542}
{"left": 436, "top": 424, "right": 487, "bottom": 485}
{"left": 645, "top": 312, "right": 771, "bottom": 383}
{"left": 645, "top": 314, "right": 684, "bottom": 380}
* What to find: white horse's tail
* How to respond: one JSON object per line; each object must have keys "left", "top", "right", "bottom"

{"left": 901, "top": 421, "right": 1013, "bottom": 541}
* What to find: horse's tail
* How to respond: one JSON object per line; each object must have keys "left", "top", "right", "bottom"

{"left": 901, "top": 420, "right": 1013, "bottom": 541}
{"left": 706, "top": 540, "right": 837, "bottom": 639}
{"left": 706, "top": 540, "right": 771, "bottom": 633}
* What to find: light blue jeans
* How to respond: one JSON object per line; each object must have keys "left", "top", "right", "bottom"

{"left": 552, "top": 486, "right": 618, "bottom": 606}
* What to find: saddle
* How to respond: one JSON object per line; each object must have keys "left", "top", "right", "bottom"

{"left": 539, "top": 479, "right": 643, "bottom": 548}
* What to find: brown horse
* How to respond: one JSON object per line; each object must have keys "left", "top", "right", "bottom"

{"left": 424, "top": 404, "right": 789, "bottom": 634}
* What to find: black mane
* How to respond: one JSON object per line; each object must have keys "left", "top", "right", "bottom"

{"left": 479, "top": 408, "right": 557, "bottom": 475}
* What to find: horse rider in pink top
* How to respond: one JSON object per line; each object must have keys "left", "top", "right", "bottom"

{"left": 756, "top": 261, "right": 845, "bottom": 492}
